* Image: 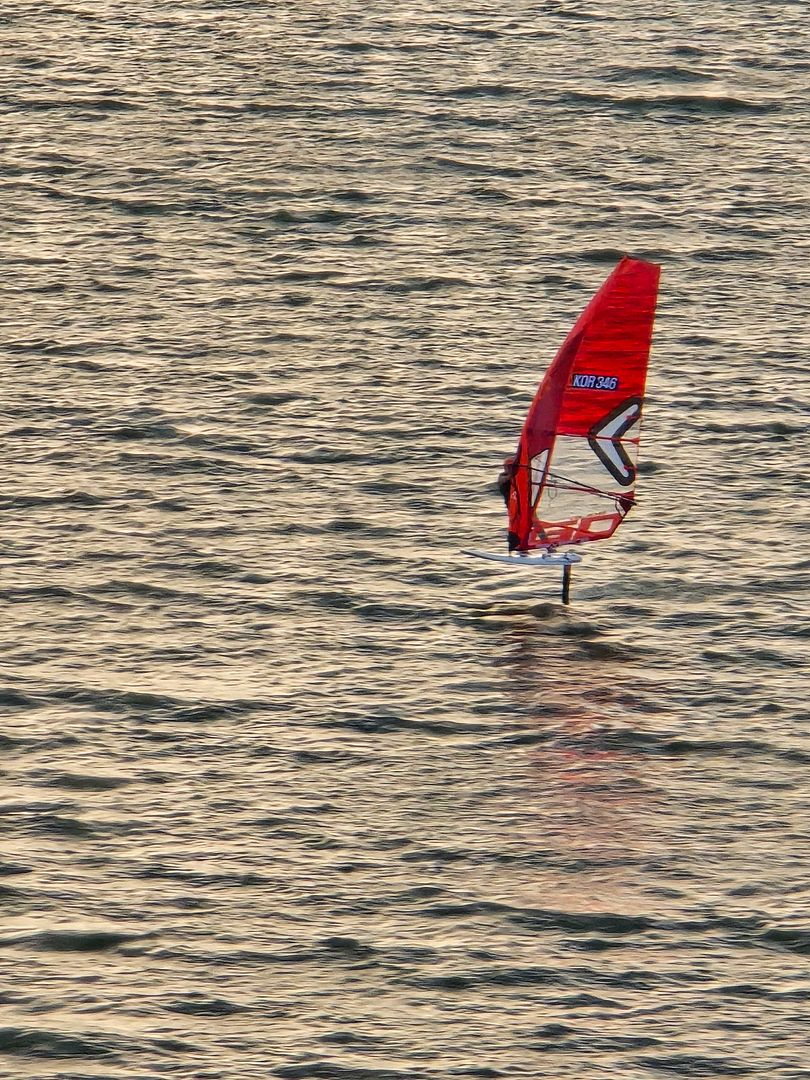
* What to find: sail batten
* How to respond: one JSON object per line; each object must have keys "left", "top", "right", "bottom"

{"left": 506, "top": 256, "right": 660, "bottom": 551}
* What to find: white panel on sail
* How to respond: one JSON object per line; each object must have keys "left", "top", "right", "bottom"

{"left": 536, "top": 431, "right": 638, "bottom": 526}
{"left": 530, "top": 450, "right": 549, "bottom": 508}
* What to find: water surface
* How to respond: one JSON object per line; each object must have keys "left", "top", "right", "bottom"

{"left": 1, "top": 2, "right": 809, "bottom": 1077}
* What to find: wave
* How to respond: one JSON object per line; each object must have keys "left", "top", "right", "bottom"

{"left": 1, "top": 928, "right": 143, "bottom": 952}
{"left": 563, "top": 90, "right": 780, "bottom": 115}
{"left": 440, "top": 83, "right": 523, "bottom": 99}
{"left": 42, "top": 683, "right": 268, "bottom": 720}
{"left": 4, "top": 94, "right": 140, "bottom": 113}
{"left": 0, "top": 490, "right": 105, "bottom": 509}
{"left": 0, "top": 1023, "right": 198, "bottom": 1060}
{"left": 274, "top": 1063, "right": 417, "bottom": 1079}
{"left": 0, "top": 1025, "right": 119, "bottom": 1059}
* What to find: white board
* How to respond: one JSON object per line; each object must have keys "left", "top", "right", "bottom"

{"left": 462, "top": 549, "right": 582, "bottom": 567}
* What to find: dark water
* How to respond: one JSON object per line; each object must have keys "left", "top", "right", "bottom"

{"left": 1, "top": 3, "right": 809, "bottom": 1077}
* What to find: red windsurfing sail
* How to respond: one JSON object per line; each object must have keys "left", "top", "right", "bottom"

{"left": 506, "top": 256, "right": 660, "bottom": 551}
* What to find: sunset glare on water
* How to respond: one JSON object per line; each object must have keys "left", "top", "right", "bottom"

{"left": 1, "top": 2, "right": 809, "bottom": 1078}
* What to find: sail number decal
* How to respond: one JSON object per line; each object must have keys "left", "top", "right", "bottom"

{"left": 571, "top": 373, "right": 619, "bottom": 391}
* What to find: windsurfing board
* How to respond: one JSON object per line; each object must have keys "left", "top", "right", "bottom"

{"left": 463, "top": 549, "right": 582, "bottom": 567}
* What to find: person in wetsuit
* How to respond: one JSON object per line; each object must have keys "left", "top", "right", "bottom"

{"left": 498, "top": 455, "right": 523, "bottom": 551}
{"left": 497, "top": 456, "right": 516, "bottom": 505}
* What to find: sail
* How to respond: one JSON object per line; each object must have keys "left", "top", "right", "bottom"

{"left": 507, "top": 256, "right": 660, "bottom": 551}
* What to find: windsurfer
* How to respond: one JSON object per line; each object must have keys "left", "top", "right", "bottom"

{"left": 497, "top": 457, "right": 516, "bottom": 505}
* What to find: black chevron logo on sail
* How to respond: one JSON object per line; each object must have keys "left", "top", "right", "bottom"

{"left": 588, "top": 397, "right": 642, "bottom": 486}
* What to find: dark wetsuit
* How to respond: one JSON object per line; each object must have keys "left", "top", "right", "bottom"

{"left": 497, "top": 458, "right": 516, "bottom": 505}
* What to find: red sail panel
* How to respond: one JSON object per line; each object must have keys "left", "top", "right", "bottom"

{"left": 507, "top": 256, "right": 660, "bottom": 551}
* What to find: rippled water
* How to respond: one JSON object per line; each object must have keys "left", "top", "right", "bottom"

{"left": 1, "top": 2, "right": 809, "bottom": 1077}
